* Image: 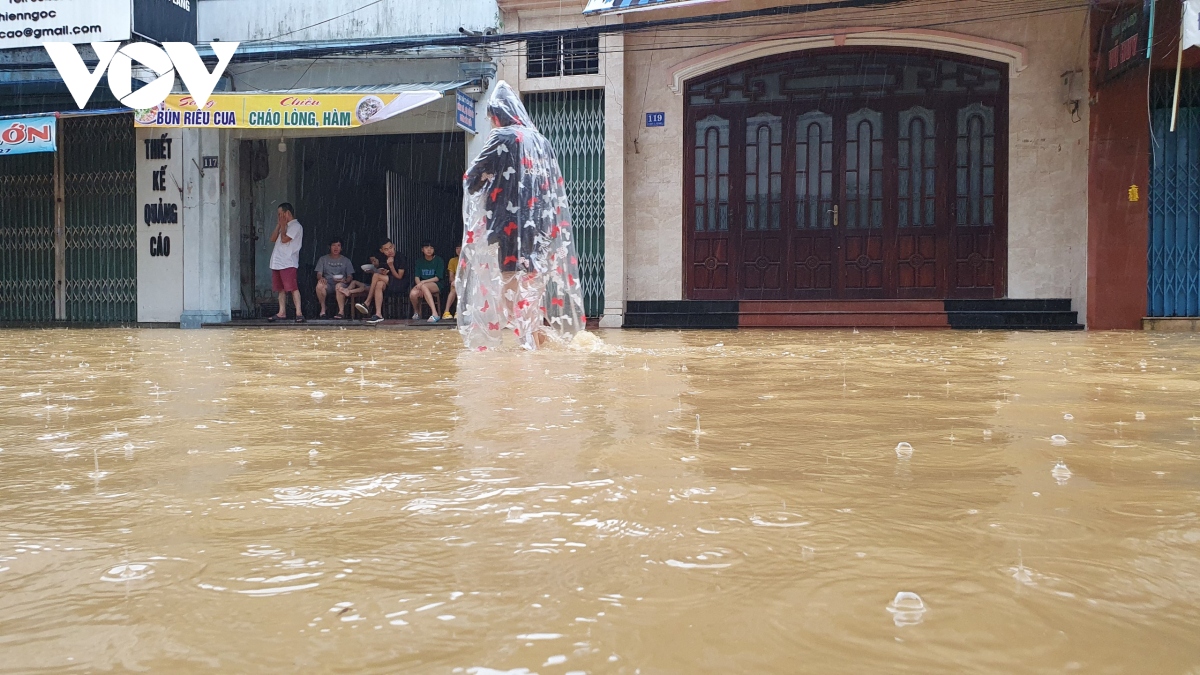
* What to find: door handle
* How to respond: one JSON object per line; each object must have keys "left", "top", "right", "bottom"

{"left": 829, "top": 205, "right": 839, "bottom": 227}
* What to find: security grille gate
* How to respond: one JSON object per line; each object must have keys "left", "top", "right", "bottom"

{"left": 1149, "top": 71, "right": 1200, "bottom": 317}
{"left": 0, "top": 114, "right": 136, "bottom": 323}
{"left": 63, "top": 115, "right": 137, "bottom": 322}
{"left": 0, "top": 152, "right": 55, "bottom": 321}
{"left": 524, "top": 90, "right": 606, "bottom": 320}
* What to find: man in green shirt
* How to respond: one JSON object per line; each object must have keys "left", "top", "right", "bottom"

{"left": 410, "top": 241, "right": 445, "bottom": 322}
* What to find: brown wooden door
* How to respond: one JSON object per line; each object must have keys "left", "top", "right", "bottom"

{"left": 791, "top": 109, "right": 837, "bottom": 297}
{"left": 687, "top": 113, "right": 735, "bottom": 299}
{"left": 684, "top": 50, "right": 1008, "bottom": 302}
{"left": 738, "top": 111, "right": 787, "bottom": 298}
{"left": 837, "top": 106, "right": 887, "bottom": 297}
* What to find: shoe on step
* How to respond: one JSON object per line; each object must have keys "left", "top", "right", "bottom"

{"left": 367, "top": 315, "right": 385, "bottom": 324}
{"left": 427, "top": 315, "right": 439, "bottom": 323}
{"left": 442, "top": 311, "right": 452, "bottom": 320}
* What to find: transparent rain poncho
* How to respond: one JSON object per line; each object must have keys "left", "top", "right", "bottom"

{"left": 456, "top": 81, "right": 587, "bottom": 350}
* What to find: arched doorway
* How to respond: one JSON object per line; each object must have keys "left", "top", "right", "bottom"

{"left": 684, "top": 49, "right": 1008, "bottom": 301}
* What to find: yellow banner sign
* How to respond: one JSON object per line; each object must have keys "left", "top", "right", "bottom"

{"left": 133, "top": 91, "right": 445, "bottom": 129}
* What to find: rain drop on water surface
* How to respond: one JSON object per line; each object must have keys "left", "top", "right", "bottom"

{"left": 1052, "top": 462, "right": 1072, "bottom": 485}
{"left": 895, "top": 442, "right": 913, "bottom": 460}
{"left": 887, "top": 592, "right": 926, "bottom": 626}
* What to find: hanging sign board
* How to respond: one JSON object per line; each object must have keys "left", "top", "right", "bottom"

{"left": 1099, "top": 0, "right": 1151, "bottom": 83}
{"left": 456, "top": 90, "right": 477, "bottom": 134}
{"left": 0, "top": 115, "right": 56, "bottom": 155}
{"left": 133, "top": 91, "right": 445, "bottom": 129}
{"left": 136, "top": 127, "right": 184, "bottom": 322}
{"left": 1186, "top": 0, "right": 1200, "bottom": 51}
{"left": 133, "top": 0, "right": 197, "bottom": 44}
{"left": 0, "top": 0, "right": 130, "bottom": 50}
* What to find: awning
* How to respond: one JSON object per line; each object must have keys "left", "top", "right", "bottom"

{"left": 134, "top": 80, "right": 473, "bottom": 129}
{"left": 583, "top": 0, "right": 728, "bottom": 15}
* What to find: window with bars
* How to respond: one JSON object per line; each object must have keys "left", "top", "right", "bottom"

{"left": 527, "top": 35, "right": 600, "bottom": 79}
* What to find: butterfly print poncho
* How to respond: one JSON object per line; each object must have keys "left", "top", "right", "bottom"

{"left": 457, "top": 81, "right": 587, "bottom": 350}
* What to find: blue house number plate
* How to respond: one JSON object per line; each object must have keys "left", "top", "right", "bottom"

{"left": 646, "top": 112, "right": 665, "bottom": 127}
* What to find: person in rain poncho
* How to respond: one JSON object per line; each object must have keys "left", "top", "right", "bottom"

{"left": 457, "top": 81, "right": 587, "bottom": 350}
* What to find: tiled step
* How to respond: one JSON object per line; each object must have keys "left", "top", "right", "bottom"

{"left": 946, "top": 310, "right": 1083, "bottom": 330}
{"left": 623, "top": 299, "right": 1084, "bottom": 330}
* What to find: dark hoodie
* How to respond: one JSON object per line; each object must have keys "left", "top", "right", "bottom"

{"left": 464, "top": 81, "right": 566, "bottom": 272}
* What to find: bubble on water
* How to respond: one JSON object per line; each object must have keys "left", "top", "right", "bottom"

{"left": 1135, "top": 412, "right": 1146, "bottom": 421}
{"left": 101, "top": 563, "right": 153, "bottom": 582}
{"left": 345, "top": 368, "right": 354, "bottom": 374}
{"left": 1063, "top": 413, "right": 1074, "bottom": 420}
{"left": 544, "top": 655, "right": 567, "bottom": 666}
{"left": 982, "top": 429, "right": 992, "bottom": 439}
{"left": 1050, "top": 435, "right": 1068, "bottom": 446}
{"left": 886, "top": 592, "right": 926, "bottom": 626}
{"left": 311, "top": 391, "right": 326, "bottom": 399}
{"left": 895, "top": 442, "right": 913, "bottom": 460}
{"left": 1052, "top": 462, "right": 1072, "bottom": 485}
{"left": 309, "top": 449, "right": 319, "bottom": 457}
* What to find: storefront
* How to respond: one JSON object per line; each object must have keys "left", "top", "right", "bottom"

{"left": 1089, "top": 0, "right": 1200, "bottom": 329}
{"left": 0, "top": 109, "right": 138, "bottom": 324}
{"left": 498, "top": 0, "right": 1090, "bottom": 329}
{"left": 132, "top": 81, "right": 476, "bottom": 323}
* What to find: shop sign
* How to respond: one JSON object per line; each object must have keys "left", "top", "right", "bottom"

{"left": 134, "top": 91, "right": 445, "bottom": 129}
{"left": 0, "top": 115, "right": 56, "bottom": 156}
{"left": 136, "top": 128, "right": 184, "bottom": 322}
{"left": 0, "top": 0, "right": 130, "bottom": 50}
{"left": 1100, "top": 0, "right": 1151, "bottom": 83}
{"left": 133, "top": 0, "right": 197, "bottom": 45}
{"left": 456, "top": 90, "right": 477, "bottom": 134}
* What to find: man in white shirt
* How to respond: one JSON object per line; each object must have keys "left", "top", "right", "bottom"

{"left": 268, "top": 203, "right": 305, "bottom": 322}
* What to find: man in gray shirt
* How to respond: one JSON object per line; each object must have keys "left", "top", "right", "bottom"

{"left": 314, "top": 238, "right": 361, "bottom": 319}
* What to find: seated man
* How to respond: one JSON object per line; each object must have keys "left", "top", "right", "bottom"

{"left": 355, "top": 239, "right": 406, "bottom": 324}
{"left": 314, "top": 237, "right": 357, "bottom": 319}
{"left": 441, "top": 244, "right": 461, "bottom": 320}
{"left": 410, "top": 241, "right": 445, "bottom": 323}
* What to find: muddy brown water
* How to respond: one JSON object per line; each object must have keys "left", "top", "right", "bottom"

{"left": 1, "top": 328, "right": 1199, "bottom": 673}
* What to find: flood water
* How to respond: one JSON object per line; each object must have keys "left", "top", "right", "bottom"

{"left": 1, "top": 328, "right": 1199, "bottom": 673}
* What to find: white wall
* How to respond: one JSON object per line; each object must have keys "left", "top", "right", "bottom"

{"left": 198, "top": 0, "right": 501, "bottom": 42}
